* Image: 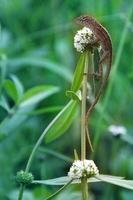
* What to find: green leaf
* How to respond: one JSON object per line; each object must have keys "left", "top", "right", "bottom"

{"left": 96, "top": 174, "right": 133, "bottom": 190}
{"left": 38, "top": 147, "right": 72, "bottom": 162}
{"left": 33, "top": 177, "right": 71, "bottom": 185}
{"left": 97, "top": 174, "right": 124, "bottom": 179}
{"left": 66, "top": 90, "right": 81, "bottom": 102}
{"left": 4, "top": 76, "right": 24, "bottom": 104}
{"left": 0, "top": 95, "right": 10, "bottom": 112}
{"left": 11, "top": 75, "right": 24, "bottom": 101}
{"left": 8, "top": 57, "right": 72, "bottom": 81}
{"left": 44, "top": 100, "right": 78, "bottom": 143}
{"left": 74, "top": 149, "right": 79, "bottom": 160}
{"left": 0, "top": 105, "right": 35, "bottom": 137}
{"left": 20, "top": 85, "right": 59, "bottom": 107}
{"left": 71, "top": 53, "right": 86, "bottom": 92}
{"left": 33, "top": 176, "right": 101, "bottom": 186}
{"left": 24, "top": 105, "right": 63, "bottom": 116}
{"left": 0, "top": 86, "right": 59, "bottom": 136}
{"left": 4, "top": 80, "right": 19, "bottom": 103}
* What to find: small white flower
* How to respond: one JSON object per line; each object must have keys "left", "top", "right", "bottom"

{"left": 83, "top": 160, "right": 99, "bottom": 176}
{"left": 108, "top": 125, "right": 127, "bottom": 136}
{"left": 74, "top": 27, "right": 96, "bottom": 53}
{"left": 68, "top": 160, "right": 99, "bottom": 179}
{"left": 68, "top": 160, "right": 83, "bottom": 179}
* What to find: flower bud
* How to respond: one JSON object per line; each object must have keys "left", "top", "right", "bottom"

{"left": 16, "top": 170, "right": 34, "bottom": 185}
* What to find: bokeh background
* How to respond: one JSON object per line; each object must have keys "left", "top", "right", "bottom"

{"left": 0, "top": 0, "right": 133, "bottom": 199}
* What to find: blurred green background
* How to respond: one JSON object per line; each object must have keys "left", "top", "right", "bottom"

{"left": 0, "top": 0, "right": 133, "bottom": 199}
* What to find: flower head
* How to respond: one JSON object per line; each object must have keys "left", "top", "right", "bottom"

{"left": 16, "top": 170, "right": 34, "bottom": 185}
{"left": 74, "top": 27, "right": 96, "bottom": 53}
{"left": 68, "top": 160, "right": 99, "bottom": 179}
{"left": 108, "top": 125, "right": 127, "bottom": 136}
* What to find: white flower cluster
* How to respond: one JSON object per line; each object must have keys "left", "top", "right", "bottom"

{"left": 108, "top": 125, "right": 127, "bottom": 136}
{"left": 68, "top": 160, "right": 99, "bottom": 179}
{"left": 74, "top": 27, "right": 96, "bottom": 53}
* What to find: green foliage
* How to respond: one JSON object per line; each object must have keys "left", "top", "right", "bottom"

{"left": 33, "top": 176, "right": 100, "bottom": 186}
{"left": 33, "top": 174, "right": 133, "bottom": 190}
{"left": 20, "top": 85, "right": 59, "bottom": 107}
{"left": 4, "top": 79, "right": 20, "bottom": 104}
{"left": 71, "top": 53, "right": 86, "bottom": 92}
{"left": 45, "top": 100, "right": 78, "bottom": 143}
{"left": 8, "top": 57, "right": 72, "bottom": 81}
{"left": 4, "top": 75, "right": 23, "bottom": 104}
{"left": 0, "top": 95, "right": 10, "bottom": 112}
{"left": 0, "top": 0, "right": 133, "bottom": 199}
{"left": 0, "top": 84, "right": 59, "bottom": 136}
{"left": 97, "top": 175, "right": 133, "bottom": 190}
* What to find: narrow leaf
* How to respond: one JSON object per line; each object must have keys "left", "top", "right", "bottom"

{"left": 0, "top": 86, "right": 59, "bottom": 136}
{"left": 24, "top": 106, "right": 63, "bottom": 116}
{"left": 71, "top": 53, "right": 85, "bottom": 92}
{"left": 45, "top": 100, "right": 78, "bottom": 143}
{"left": 96, "top": 174, "right": 124, "bottom": 179}
{"left": 38, "top": 147, "right": 72, "bottom": 162}
{"left": 74, "top": 149, "right": 79, "bottom": 160}
{"left": 96, "top": 174, "right": 133, "bottom": 190}
{"left": 8, "top": 57, "right": 72, "bottom": 81}
{"left": 0, "top": 95, "right": 10, "bottom": 112}
{"left": 4, "top": 76, "right": 24, "bottom": 104}
{"left": 4, "top": 80, "right": 18, "bottom": 103}
{"left": 33, "top": 176, "right": 101, "bottom": 186}
{"left": 33, "top": 176, "right": 72, "bottom": 185}
{"left": 0, "top": 105, "right": 35, "bottom": 137}
{"left": 20, "top": 85, "right": 59, "bottom": 107}
{"left": 11, "top": 75, "right": 24, "bottom": 102}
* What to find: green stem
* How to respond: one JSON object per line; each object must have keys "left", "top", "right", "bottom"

{"left": 81, "top": 51, "right": 91, "bottom": 200}
{"left": 81, "top": 178, "right": 89, "bottom": 200}
{"left": 18, "top": 185, "right": 25, "bottom": 200}
{"left": 44, "top": 179, "right": 72, "bottom": 200}
{"left": 17, "top": 96, "right": 73, "bottom": 200}
{"left": 81, "top": 52, "right": 88, "bottom": 160}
